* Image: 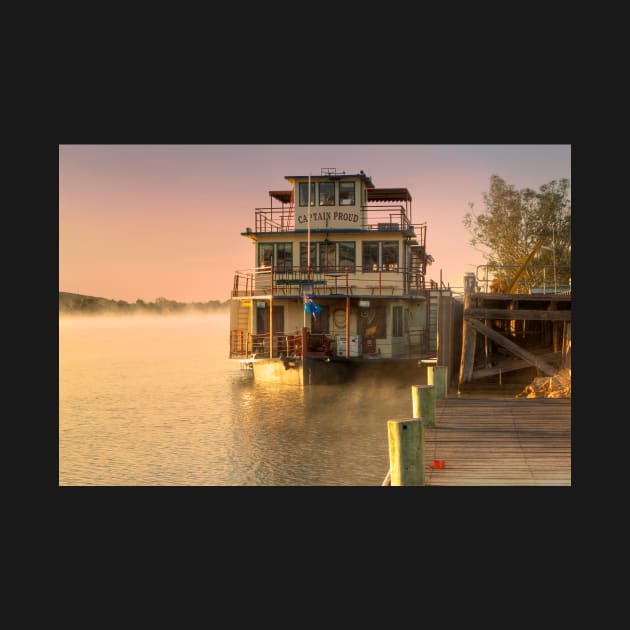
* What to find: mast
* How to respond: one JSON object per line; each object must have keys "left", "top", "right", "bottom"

{"left": 307, "top": 174, "right": 311, "bottom": 281}
{"left": 304, "top": 174, "right": 312, "bottom": 328}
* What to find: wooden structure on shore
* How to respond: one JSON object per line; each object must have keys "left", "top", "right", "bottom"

{"left": 458, "top": 290, "right": 571, "bottom": 387}
{"left": 423, "top": 398, "right": 571, "bottom": 486}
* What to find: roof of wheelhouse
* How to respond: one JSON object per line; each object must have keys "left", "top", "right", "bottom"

{"left": 285, "top": 171, "right": 375, "bottom": 188}
{"left": 367, "top": 188, "right": 412, "bottom": 202}
{"left": 269, "top": 171, "right": 412, "bottom": 204}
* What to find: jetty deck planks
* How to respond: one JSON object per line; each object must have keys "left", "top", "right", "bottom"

{"left": 423, "top": 398, "right": 571, "bottom": 486}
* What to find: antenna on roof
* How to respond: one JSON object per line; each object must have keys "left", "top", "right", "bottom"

{"left": 321, "top": 167, "right": 345, "bottom": 176}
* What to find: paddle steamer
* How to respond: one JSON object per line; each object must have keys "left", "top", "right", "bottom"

{"left": 229, "top": 168, "right": 439, "bottom": 385}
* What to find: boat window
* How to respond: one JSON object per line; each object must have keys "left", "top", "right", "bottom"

{"left": 259, "top": 243, "right": 293, "bottom": 271}
{"left": 276, "top": 243, "right": 293, "bottom": 271}
{"left": 382, "top": 241, "right": 399, "bottom": 271}
{"left": 318, "top": 182, "right": 336, "bottom": 206}
{"left": 299, "top": 242, "right": 317, "bottom": 272}
{"left": 362, "top": 241, "right": 380, "bottom": 272}
{"left": 360, "top": 305, "right": 387, "bottom": 339}
{"left": 259, "top": 243, "right": 274, "bottom": 267}
{"left": 338, "top": 242, "right": 355, "bottom": 270}
{"left": 299, "top": 182, "right": 316, "bottom": 207}
{"left": 339, "top": 182, "right": 355, "bottom": 206}
{"left": 392, "top": 306, "right": 404, "bottom": 337}
{"left": 319, "top": 241, "right": 336, "bottom": 272}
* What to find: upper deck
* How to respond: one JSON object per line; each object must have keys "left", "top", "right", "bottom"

{"left": 245, "top": 169, "right": 416, "bottom": 236}
{"left": 233, "top": 168, "right": 433, "bottom": 299}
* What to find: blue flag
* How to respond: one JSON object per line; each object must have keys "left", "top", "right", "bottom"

{"left": 303, "top": 294, "right": 322, "bottom": 320}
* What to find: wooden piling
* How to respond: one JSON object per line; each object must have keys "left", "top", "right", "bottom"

{"left": 437, "top": 293, "right": 453, "bottom": 369}
{"left": 428, "top": 365, "right": 448, "bottom": 399}
{"left": 387, "top": 418, "right": 424, "bottom": 486}
{"left": 411, "top": 384, "right": 436, "bottom": 428}
{"left": 458, "top": 292, "right": 477, "bottom": 385}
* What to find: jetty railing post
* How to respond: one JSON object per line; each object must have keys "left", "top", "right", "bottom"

{"left": 411, "top": 384, "right": 436, "bottom": 428}
{"left": 428, "top": 365, "right": 448, "bottom": 399}
{"left": 387, "top": 418, "right": 424, "bottom": 486}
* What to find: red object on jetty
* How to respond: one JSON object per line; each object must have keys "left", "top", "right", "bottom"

{"left": 432, "top": 460, "right": 445, "bottom": 469}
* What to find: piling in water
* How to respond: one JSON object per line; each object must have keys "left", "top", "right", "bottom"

{"left": 411, "top": 384, "right": 436, "bottom": 428}
{"left": 427, "top": 365, "right": 448, "bottom": 399}
{"left": 386, "top": 418, "right": 424, "bottom": 486}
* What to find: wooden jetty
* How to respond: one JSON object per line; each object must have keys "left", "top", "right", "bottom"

{"left": 458, "top": 291, "right": 571, "bottom": 386}
{"left": 422, "top": 398, "right": 571, "bottom": 486}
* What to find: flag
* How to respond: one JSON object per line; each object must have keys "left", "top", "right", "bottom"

{"left": 303, "top": 293, "right": 322, "bottom": 320}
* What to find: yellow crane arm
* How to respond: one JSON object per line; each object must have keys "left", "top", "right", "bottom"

{"left": 506, "top": 239, "right": 544, "bottom": 293}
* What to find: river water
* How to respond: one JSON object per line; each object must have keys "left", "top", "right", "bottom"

{"left": 59, "top": 313, "right": 429, "bottom": 486}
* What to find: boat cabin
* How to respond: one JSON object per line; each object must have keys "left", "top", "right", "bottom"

{"left": 229, "top": 168, "right": 438, "bottom": 381}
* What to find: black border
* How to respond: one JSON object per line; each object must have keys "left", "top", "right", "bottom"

{"left": 50, "top": 88, "right": 580, "bottom": 567}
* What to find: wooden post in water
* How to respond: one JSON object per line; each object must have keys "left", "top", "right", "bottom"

{"left": 428, "top": 365, "right": 448, "bottom": 399}
{"left": 387, "top": 418, "right": 424, "bottom": 486}
{"left": 411, "top": 384, "right": 436, "bottom": 428}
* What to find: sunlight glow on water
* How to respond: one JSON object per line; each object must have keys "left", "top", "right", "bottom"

{"left": 59, "top": 314, "right": 413, "bottom": 486}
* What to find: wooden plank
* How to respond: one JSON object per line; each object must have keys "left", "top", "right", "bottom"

{"left": 472, "top": 293, "right": 571, "bottom": 302}
{"left": 421, "top": 398, "right": 571, "bottom": 486}
{"left": 470, "top": 352, "right": 560, "bottom": 379}
{"left": 465, "top": 318, "right": 557, "bottom": 376}
{"left": 466, "top": 308, "right": 571, "bottom": 321}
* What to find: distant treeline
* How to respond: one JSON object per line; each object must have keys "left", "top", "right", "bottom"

{"left": 59, "top": 292, "right": 229, "bottom": 315}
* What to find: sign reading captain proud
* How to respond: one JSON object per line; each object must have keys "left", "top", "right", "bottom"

{"left": 296, "top": 209, "right": 360, "bottom": 229}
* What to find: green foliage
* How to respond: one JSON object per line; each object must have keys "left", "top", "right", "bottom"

{"left": 463, "top": 175, "right": 571, "bottom": 291}
{"left": 59, "top": 292, "right": 230, "bottom": 315}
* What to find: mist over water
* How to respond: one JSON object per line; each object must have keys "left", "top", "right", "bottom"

{"left": 59, "top": 313, "right": 414, "bottom": 486}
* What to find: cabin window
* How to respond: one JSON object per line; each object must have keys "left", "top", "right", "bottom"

{"left": 361, "top": 241, "right": 399, "bottom": 271}
{"left": 276, "top": 243, "right": 293, "bottom": 271}
{"left": 319, "top": 241, "right": 336, "bottom": 272}
{"left": 392, "top": 306, "right": 404, "bottom": 337}
{"left": 259, "top": 243, "right": 274, "bottom": 268}
{"left": 339, "top": 182, "right": 355, "bottom": 206}
{"left": 299, "top": 182, "right": 316, "bottom": 207}
{"left": 338, "top": 242, "right": 355, "bottom": 270}
{"left": 299, "top": 242, "right": 317, "bottom": 272}
{"left": 319, "top": 182, "right": 336, "bottom": 206}
{"left": 259, "top": 243, "right": 293, "bottom": 271}
{"left": 360, "top": 305, "right": 387, "bottom": 339}
{"left": 362, "top": 241, "right": 380, "bottom": 272}
{"left": 382, "top": 241, "right": 399, "bottom": 271}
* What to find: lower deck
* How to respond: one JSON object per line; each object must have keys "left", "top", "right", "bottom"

{"left": 230, "top": 292, "right": 436, "bottom": 363}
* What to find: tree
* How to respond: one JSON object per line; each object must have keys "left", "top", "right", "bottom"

{"left": 463, "top": 175, "right": 571, "bottom": 292}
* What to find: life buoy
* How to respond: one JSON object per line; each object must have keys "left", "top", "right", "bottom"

{"left": 333, "top": 308, "right": 346, "bottom": 329}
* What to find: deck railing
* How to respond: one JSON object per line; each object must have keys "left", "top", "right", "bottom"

{"left": 229, "top": 330, "right": 333, "bottom": 359}
{"left": 473, "top": 264, "right": 572, "bottom": 295}
{"left": 231, "top": 265, "right": 434, "bottom": 298}
{"left": 229, "top": 327, "right": 428, "bottom": 360}
{"left": 230, "top": 331, "right": 302, "bottom": 359}
{"left": 253, "top": 205, "right": 426, "bottom": 237}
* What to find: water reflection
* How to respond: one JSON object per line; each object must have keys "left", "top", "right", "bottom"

{"left": 227, "top": 375, "right": 413, "bottom": 485}
{"left": 60, "top": 314, "right": 438, "bottom": 485}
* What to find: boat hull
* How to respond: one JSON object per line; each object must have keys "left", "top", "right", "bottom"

{"left": 251, "top": 355, "right": 430, "bottom": 386}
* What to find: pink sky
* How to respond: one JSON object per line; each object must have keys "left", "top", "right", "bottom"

{"left": 59, "top": 144, "right": 570, "bottom": 303}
